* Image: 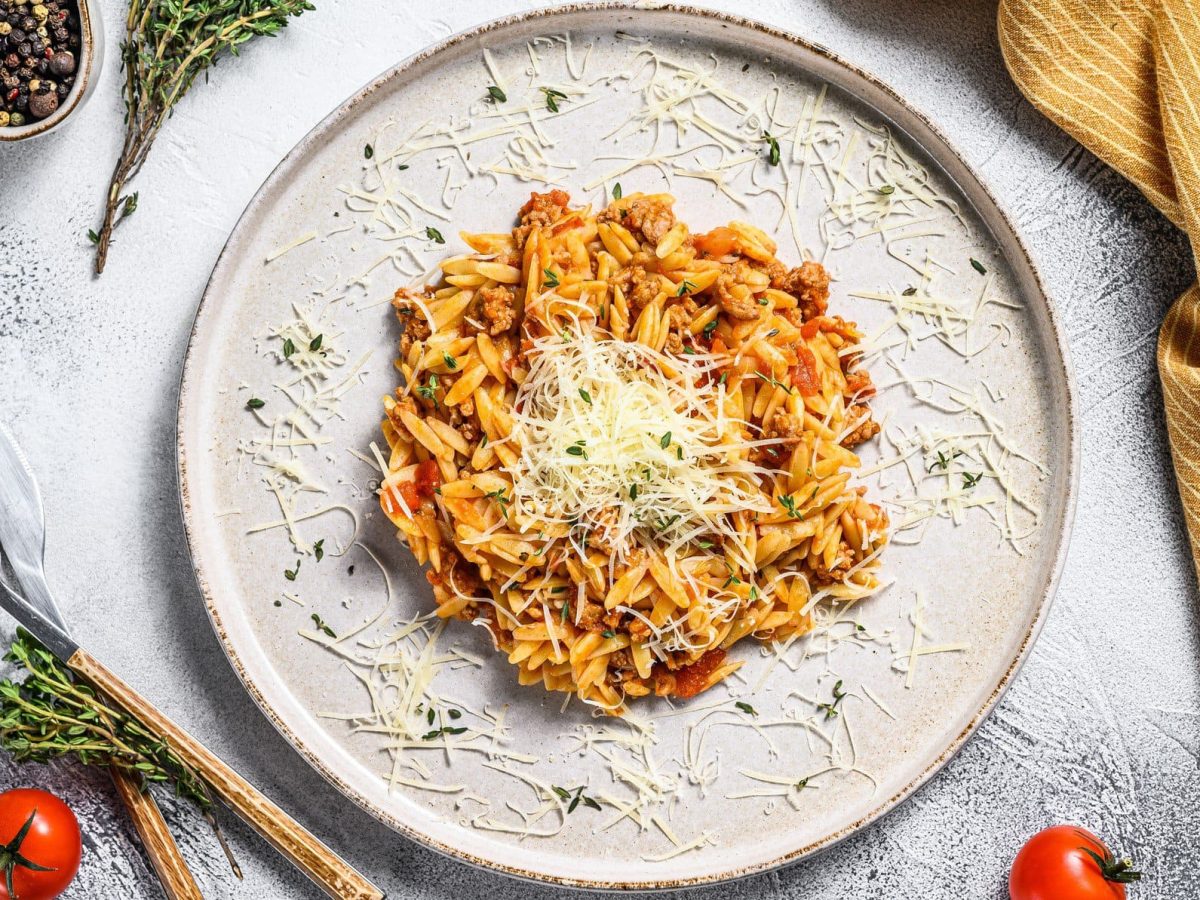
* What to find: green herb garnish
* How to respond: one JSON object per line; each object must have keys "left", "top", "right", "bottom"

{"left": 246, "top": 397, "right": 265, "bottom": 410}
{"left": 928, "top": 449, "right": 963, "bottom": 472}
{"left": 735, "top": 701, "right": 757, "bottom": 716}
{"left": 543, "top": 268, "right": 560, "bottom": 288}
{"left": 309, "top": 613, "right": 336, "bottom": 639}
{"left": 817, "top": 679, "right": 846, "bottom": 719}
{"left": 777, "top": 494, "right": 803, "bottom": 520}
{"left": 416, "top": 373, "right": 439, "bottom": 405}
{"left": 426, "top": 226, "right": 446, "bottom": 244}
{"left": 443, "top": 352, "right": 458, "bottom": 370}
{"left": 486, "top": 85, "right": 507, "bottom": 103}
{"left": 970, "top": 258, "right": 987, "bottom": 275}
{"left": 552, "top": 785, "right": 601, "bottom": 813}
{"left": 364, "top": 144, "right": 374, "bottom": 159}
{"left": 284, "top": 559, "right": 300, "bottom": 581}
{"left": 764, "top": 132, "right": 781, "bottom": 166}
{"left": 541, "top": 87, "right": 567, "bottom": 112}
{"left": 754, "top": 371, "right": 793, "bottom": 395}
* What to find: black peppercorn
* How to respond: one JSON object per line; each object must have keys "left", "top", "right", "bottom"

{"left": 26, "top": 84, "right": 53, "bottom": 117}
{"left": 45, "top": 45, "right": 67, "bottom": 73}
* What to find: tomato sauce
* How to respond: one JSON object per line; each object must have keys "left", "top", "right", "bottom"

{"left": 673, "top": 648, "right": 727, "bottom": 698}
{"left": 790, "top": 346, "right": 820, "bottom": 397}
{"left": 693, "top": 226, "right": 739, "bottom": 257}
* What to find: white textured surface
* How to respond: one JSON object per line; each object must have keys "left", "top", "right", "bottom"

{"left": 0, "top": 1, "right": 1196, "bottom": 897}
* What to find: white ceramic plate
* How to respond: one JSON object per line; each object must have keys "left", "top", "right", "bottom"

{"left": 178, "top": 5, "right": 1076, "bottom": 889}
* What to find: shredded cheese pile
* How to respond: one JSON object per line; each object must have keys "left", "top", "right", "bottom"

{"left": 508, "top": 330, "right": 772, "bottom": 567}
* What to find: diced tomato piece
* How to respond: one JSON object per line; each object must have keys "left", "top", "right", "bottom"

{"left": 801, "top": 318, "right": 821, "bottom": 340}
{"left": 552, "top": 214, "right": 583, "bottom": 235}
{"left": 693, "top": 226, "right": 739, "bottom": 257}
{"left": 790, "top": 345, "right": 820, "bottom": 396}
{"left": 673, "top": 648, "right": 727, "bottom": 698}
{"left": 381, "top": 459, "right": 441, "bottom": 518}
{"left": 414, "top": 458, "right": 441, "bottom": 499}
{"left": 381, "top": 482, "right": 420, "bottom": 517}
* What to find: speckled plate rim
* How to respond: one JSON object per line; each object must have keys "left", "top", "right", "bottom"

{"left": 176, "top": 3, "right": 1080, "bottom": 890}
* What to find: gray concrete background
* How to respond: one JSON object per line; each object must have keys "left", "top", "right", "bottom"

{"left": 1, "top": 0, "right": 1198, "bottom": 897}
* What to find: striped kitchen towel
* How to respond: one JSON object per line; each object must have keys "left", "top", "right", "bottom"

{"left": 999, "top": 0, "right": 1200, "bottom": 576}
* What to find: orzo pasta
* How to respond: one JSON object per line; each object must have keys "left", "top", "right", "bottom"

{"left": 379, "top": 189, "right": 888, "bottom": 712}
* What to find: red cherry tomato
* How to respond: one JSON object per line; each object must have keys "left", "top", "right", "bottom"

{"left": 1010, "top": 825, "right": 1142, "bottom": 900}
{"left": 0, "top": 789, "right": 81, "bottom": 900}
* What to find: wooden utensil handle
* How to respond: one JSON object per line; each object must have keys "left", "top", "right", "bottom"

{"left": 69, "top": 648, "right": 383, "bottom": 900}
{"left": 111, "top": 765, "right": 205, "bottom": 900}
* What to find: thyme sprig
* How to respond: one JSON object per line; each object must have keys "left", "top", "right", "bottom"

{"left": 0, "top": 630, "right": 212, "bottom": 808}
{"left": 91, "top": 0, "right": 314, "bottom": 273}
{"left": 0, "top": 631, "right": 245, "bottom": 874}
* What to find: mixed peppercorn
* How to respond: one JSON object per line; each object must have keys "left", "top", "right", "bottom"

{"left": 0, "top": 0, "right": 80, "bottom": 127}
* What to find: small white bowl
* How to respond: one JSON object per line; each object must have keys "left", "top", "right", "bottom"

{"left": 0, "top": 0, "right": 103, "bottom": 142}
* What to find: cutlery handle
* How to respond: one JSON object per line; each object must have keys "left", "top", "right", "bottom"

{"left": 111, "top": 765, "right": 205, "bottom": 900}
{"left": 68, "top": 648, "right": 383, "bottom": 900}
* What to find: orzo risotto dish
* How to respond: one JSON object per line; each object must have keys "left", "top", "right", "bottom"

{"left": 378, "top": 189, "right": 888, "bottom": 711}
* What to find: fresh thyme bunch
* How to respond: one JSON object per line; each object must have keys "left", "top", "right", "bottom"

{"left": 90, "top": 0, "right": 314, "bottom": 274}
{"left": 0, "top": 629, "right": 211, "bottom": 810}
